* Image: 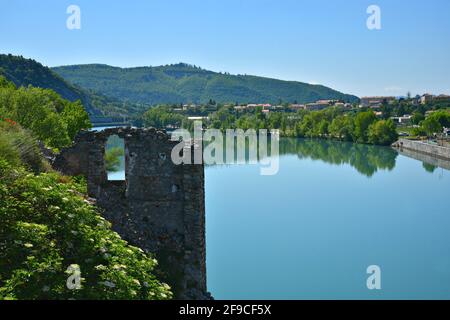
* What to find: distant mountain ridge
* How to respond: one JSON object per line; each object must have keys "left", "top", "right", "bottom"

{"left": 0, "top": 54, "right": 359, "bottom": 119}
{"left": 0, "top": 54, "right": 99, "bottom": 115}
{"left": 52, "top": 63, "right": 359, "bottom": 105}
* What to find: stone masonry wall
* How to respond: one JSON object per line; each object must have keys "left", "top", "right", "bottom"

{"left": 392, "top": 138, "right": 450, "bottom": 161}
{"left": 54, "top": 127, "right": 209, "bottom": 299}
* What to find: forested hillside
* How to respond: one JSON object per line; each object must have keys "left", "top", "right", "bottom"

{"left": 0, "top": 54, "right": 148, "bottom": 119}
{"left": 53, "top": 63, "right": 359, "bottom": 105}
{"left": 0, "top": 54, "right": 98, "bottom": 115}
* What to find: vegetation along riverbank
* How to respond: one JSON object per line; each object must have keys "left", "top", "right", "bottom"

{"left": 0, "top": 76, "right": 172, "bottom": 300}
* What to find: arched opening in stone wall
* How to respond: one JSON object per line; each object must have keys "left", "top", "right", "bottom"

{"left": 105, "top": 134, "right": 125, "bottom": 180}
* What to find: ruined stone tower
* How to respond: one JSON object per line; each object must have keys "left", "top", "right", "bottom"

{"left": 54, "top": 127, "right": 208, "bottom": 299}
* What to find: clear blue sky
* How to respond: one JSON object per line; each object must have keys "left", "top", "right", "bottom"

{"left": 1, "top": 0, "right": 449, "bottom": 97}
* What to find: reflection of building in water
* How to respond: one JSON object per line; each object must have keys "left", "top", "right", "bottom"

{"left": 396, "top": 148, "right": 450, "bottom": 172}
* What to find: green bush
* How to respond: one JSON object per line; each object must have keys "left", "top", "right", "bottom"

{"left": 368, "top": 120, "right": 399, "bottom": 146}
{"left": 0, "top": 160, "right": 172, "bottom": 300}
{"left": 0, "top": 121, "right": 47, "bottom": 173}
{"left": 0, "top": 132, "right": 21, "bottom": 168}
{"left": 420, "top": 110, "right": 450, "bottom": 136}
{"left": 0, "top": 76, "right": 91, "bottom": 150}
{"left": 105, "top": 147, "right": 124, "bottom": 172}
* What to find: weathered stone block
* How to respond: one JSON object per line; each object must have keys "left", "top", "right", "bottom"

{"left": 53, "top": 127, "right": 209, "bottom": 299}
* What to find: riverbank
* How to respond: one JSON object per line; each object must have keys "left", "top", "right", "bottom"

{"left": 392, "top": 138, "right": 450, "bottom": 161}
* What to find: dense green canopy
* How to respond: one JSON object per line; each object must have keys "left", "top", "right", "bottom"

{"left": 0, "top": 76, "right": 91, "bottom": 149}
{"left": 52, "top": 63, "right": 359, "bottom": 105}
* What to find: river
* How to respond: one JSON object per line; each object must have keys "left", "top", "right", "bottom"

{"left": 105, "top": 136, "right": 450, "bottom": 299}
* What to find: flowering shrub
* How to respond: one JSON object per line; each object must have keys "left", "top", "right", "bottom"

{"left": 0, "top": 160, "right": 172, "bottom": 300}
{"left": 0, "top": 117, "right": 17, "bottom": 126}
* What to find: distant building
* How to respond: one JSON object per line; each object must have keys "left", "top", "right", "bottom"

{"left": 246, "top": 103, "right": 272, "bottom": 110}
{"left": 290, "top": 104, "right": 306, "bottom": 111}
{"left": 304, "top": 100, "right": 335, "bottom": 111}
{"left": 305, "top": 104, "right": 325, "bottom": 111}
{"left": 360, "top": 96, "right": 396, "bottom": 108}
{"left": 433, "top": 94, "right": 450, "bottom": 104}
{"left": 374, "top": 111, "right": 383, "bottom": 117}
{"left": 316, "top": 99, "right": 338, "bottom": 105}
{"left": 188, "top": 116, "right": 208, "bottom": 121}
{"left": 411, "top": 95, "right": 421, "bottom": 105}
{"left": 390, "top": 115, "right": 412, "bottom": 125}
{"left": 420, "top": 94, "right": 433, "bottom": 105}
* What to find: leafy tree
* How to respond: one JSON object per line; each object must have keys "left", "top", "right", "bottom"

{"left": 143, "top": 106, "right": 184, "bottom": 128}
{"left": 354, "top": 111, "right": 377, "bottom": 143}
{"left": 417, "top": 110, "right": 450, "bottom": 137}
{"left": 62, "top": 101, "right": 92, "bottom": 140}
{"left": 411, "top": 112, "right": 425, "bottom": 125}
{"left": 329, "top": 116, "right": 354, "bottom": 141}
{"left": 411, "top": 126, "right": 426, "bottom": 137}
{"left": 0, "top": 76, "right": 91, "bottom": 149}
{"left": 367, "top": 119, "right": 398, "bottom": 146}
{"left": 318, "top": 119, "right": 329, "bottom": 136}
{"left": 105, "top": 147, "right": 124, "bottom": 172}
{"left": 430, "top": 110, "right": 450, "bottom": 128}
{"left": 422, "top": 116, "right": 442, "bottom": 136}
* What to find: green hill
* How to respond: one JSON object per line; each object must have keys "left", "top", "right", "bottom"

{"left": 52, "top": 63, "right": 359, "bottom": 105}
{"left": 0, "top": 54, "right": 148, "bottom": 120}
{"left": 0, "top": 54, "right": 99, "bottom": 115}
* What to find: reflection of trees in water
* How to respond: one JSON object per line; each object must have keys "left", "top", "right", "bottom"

{"left": 280, "top": 138, "right": 398, "bottom": 177}
{"left": 206, "top": 136, "right": 398, "bottom": 177}
{"left": 422, "top": 162, "right": 437, "bottom": 173}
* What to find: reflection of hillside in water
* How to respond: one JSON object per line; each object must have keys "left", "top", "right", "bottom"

{"left": 279, "top": 138, "right": 398, "bottom": 177}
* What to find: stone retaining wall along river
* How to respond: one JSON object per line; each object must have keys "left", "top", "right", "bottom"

{"left": 392, "top": 138, "right": 450, "bottom": 161}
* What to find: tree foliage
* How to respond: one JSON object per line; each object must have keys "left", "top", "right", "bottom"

{"left": 0, "top": 160, "right": 172, "bottom": 300}
{"left": 143, "top": 105, "right": 185, "bottom": 128}
{"left": 144, "top": 105, "right": 400, "bottom": 146}
{"left": 0, "top": 76, "right": 91, "bottom": 149}
{"left": 0, "top": 54, "right": 96, "bottom": 114}
{"left": 0, "top": 92, "right": 171, "bottom": 299}
{"left": 0, "top": 121, "right": 48, "bottom": 173}
{"left": 53, "top": 63, "right": 359, "bottom": 106}
{"left": 368, "top": 119, "right": 398, "bottom": 146}
{"left": 105, "top": 147, "right": 124, "bottom": 172}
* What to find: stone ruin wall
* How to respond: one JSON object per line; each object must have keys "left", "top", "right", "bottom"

{"left": 53, "top": 127, "right": 209, "bottom": 300}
